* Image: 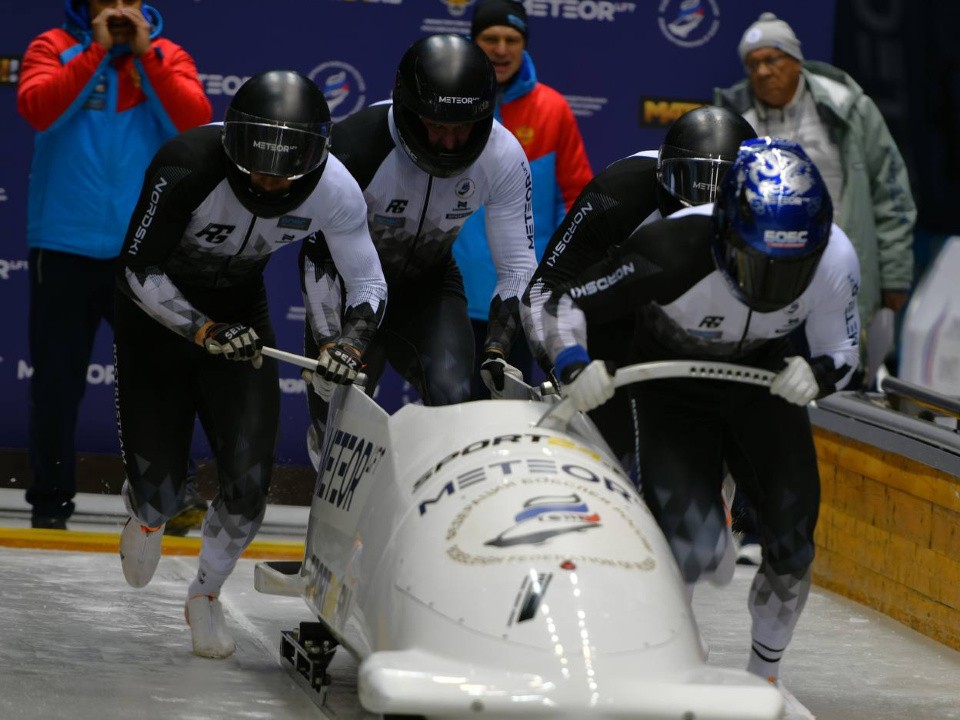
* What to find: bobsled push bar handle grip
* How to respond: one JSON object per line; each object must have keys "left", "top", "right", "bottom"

{"left": 537, "top": 360, "right": 778, "bottom": 429}
{"left": 260, "top": 346, "right": 320, "bottom": 372}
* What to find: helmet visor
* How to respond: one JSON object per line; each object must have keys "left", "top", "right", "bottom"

{"left": 720, "top": 230, "right": 825, "bottom": 312}
{"left": 223, "top": 109, "right": 331, "bottom": 179}
{"left": 658, "top": 146, "right": 734, "bottom": 207}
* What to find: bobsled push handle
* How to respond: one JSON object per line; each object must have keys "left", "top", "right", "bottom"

{"left": 537, "top": 360, "right": 778, "bottom": 429}
{"left": 261, "top": 346, "right": 320, "bottom": 372}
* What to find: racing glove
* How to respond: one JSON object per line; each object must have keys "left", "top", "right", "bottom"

{"left": 770, "top": 356, "right": 819, "bottom": 406}
{"left": 197, "top": 322, "right": 262, "bottom": 368}
{"left": 302, "top": 342, "right": 363, "bottom": 401}
{"left": 480, "top": 348, "right": 523, "bottom": 398}
{"left": 560, "top": 359, "right": 616, "bottom": 412}
{"left": 318, "top": 342, "right": 363, "bottom": 383}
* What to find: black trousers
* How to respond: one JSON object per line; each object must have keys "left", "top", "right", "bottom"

{"left": 114, "top": 285, "right": 279, "bottom": 529}
{"left": 632, "top": 376, "right": 820, "bottom": 583}
{"left": 26, "top": 249, "right": 116, "bottom": 519}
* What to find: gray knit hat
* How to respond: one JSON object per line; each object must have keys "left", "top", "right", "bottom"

{"left": 738, "top": 12, "right": 804, "bottom": 63}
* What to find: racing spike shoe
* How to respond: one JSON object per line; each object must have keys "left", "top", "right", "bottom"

{"left": 186, "top": 595, "right": 236, "bottom": 658}
{"left": 119, "top": 518, "right": 164, "bottom": 588}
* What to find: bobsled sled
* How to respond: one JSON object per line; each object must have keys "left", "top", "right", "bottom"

{"left": 256, "top": 356, "right": 784, "bottom": 719}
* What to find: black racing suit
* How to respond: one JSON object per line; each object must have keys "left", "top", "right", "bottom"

{"left": 116, "top": 125, "right": 386, "bottom": 594}
{"left": 543, "top": 205, "right": 862, "bottom": 680}
{"left": 302, "top": 103, "right": 539, "bottom": 443}
{"left": 522, "top": 150, "right": 662, "bottom": 465}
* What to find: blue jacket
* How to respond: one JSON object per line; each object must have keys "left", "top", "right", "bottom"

{"left": 453, "top": 52, "right": 592, "bottom": 320}
{"left": 18, "top": 3, "right": 211, "bottom": 258}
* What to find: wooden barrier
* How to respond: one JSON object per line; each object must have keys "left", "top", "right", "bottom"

{"left": 812, "top": 425, "right": 960, "bottom": 650}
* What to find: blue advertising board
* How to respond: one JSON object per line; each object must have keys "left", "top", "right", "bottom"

{"left": 0, "top": 0, "right": 835, "bottom": 468}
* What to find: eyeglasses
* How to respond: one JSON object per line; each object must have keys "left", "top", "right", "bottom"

{"left": 744, "top": 53, "right": 791, "bottom": 73}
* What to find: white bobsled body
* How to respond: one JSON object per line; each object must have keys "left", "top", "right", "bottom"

{"left": 297, "top": 383, "right": 782, "bottom": 719}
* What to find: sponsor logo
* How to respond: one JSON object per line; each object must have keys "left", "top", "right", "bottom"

{"left": 522, "top": 161, "right": 534, "bottom": 248}
{"left": 438, "top": 95, "right": 479, "bottom": 104}
{"left": 386, "top": 199, "right": 409, "bottom": 213}
{"left": 639, "top": 97, "right": 707, "bottom": 127}
{"left": 0, "top": 259, "right": 28, "bottom": 280}
{"left": 309, "top": 61, "right": 367, "bottom": 122}
{"left": 129, "top": 176, "right": 168, "bottom": 255}
{"left": 0, "top": 187, "right": 7, "bottom": 202}
{"left": 18, "top": 360, "right": 114, "bottom": 385}
{"left": 315, "top": 429, "right": 386, "bottom": 512}
{"left": 527, "top": 1, "right": 636, "bottom": 21}
{"left": 569, "top": 261, "right": 635, "bottom": 298}
{"left": 486, "top": 494, "right": 601, "bottom": 547}
{"left": 286, "top": 306, "right": 307, "bottom": 322}
{"left": 195, "top": 223, "right": 235, "bottom": 244}
{"left": 445, "top": 210, "right": 474, "bottom": 220}
{"left": 197, "top": 73, "right": 251, "bottom": 97}
{"left": 414, "top": 432, "right": 616, "bottom": 493}
{"left": 546, "top": 201, "right": 593, "bottom": 267}
{"left": 278, "top": 215, "right": 311, "bottom": 230}
{"left": 417, "top": 453, "right": 637, "bottom": 518}
{"left": 764, "top": 229, "right": 808, "bottom": 248}
{"left": 699, "top": 315, "right": 723, "bottom": 329}
{"left": 252, "top": 140, "right": 295, "bottom": 153}
{"left": 0, "top": 56, "right": 20, "bottom": 84}
{"left": 658, "top": 0, "right": 720, "bottom": 48}
{"left": 445, "top": 477, "right": 656, "bottom": 570}
{"left": 455, "top": 178, "right": 475, "bottom": 199}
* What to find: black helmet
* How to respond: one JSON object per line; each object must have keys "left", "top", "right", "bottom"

{"left": 392, "top": 34, "right": 497, "bottom": 178}
{"left": 656, "top": 105, "right": 757, "bottom": 216}
{"left": 223, "top": 70, "right": 331, "bottom": 180}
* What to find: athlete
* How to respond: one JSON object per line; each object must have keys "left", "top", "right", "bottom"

{"left": 542, "top": 137, "right": 861, "bottom": 693}
{"left": 522, "top": 105, "right": 757, "bottom": 467}
{"left": 302, "top": 33, "right": 539, "bottom": 453}
{"left": 114, "top": 71, "right": 387, "bottom": 658}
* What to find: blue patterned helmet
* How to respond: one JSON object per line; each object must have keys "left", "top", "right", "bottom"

{"left": 712, "top": 137, "right": 833, "bottom": 312}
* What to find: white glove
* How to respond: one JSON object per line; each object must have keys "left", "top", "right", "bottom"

{"left": 480, "top": 351, "right": 524, "bottom": 398}
{"left": 770, "top": 356, "right": 819, "bottom": 405}
{"left": 562, "top": 359, "right": 615, "bottom": 412}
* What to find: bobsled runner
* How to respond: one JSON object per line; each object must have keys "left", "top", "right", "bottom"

{"left": 256, "top": 354, "right": 784, "bottom": 719}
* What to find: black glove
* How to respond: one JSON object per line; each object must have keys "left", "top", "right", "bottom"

{"left": 480, "top": 348, "right": 523, "bottom": 396}
{"left": 318, "top": 342, "right": 363, "bottom": 384}
{"left": 199, "top": 322, "right": 262, "bottom": 368}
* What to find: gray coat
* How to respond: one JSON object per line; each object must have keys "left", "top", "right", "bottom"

{"left": 715, "top": 61, "right": 916, "bottom": 330}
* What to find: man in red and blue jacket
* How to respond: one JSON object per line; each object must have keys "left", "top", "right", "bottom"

{"left": 17, "top": 0, "right": 211, "bottom": 529}
{"left": 453, "top": 0, "right": 593, "bottom": 397}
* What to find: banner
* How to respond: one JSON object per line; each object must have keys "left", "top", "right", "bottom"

{"left": 0, "top": 0, "right": 835, "bottom": 468}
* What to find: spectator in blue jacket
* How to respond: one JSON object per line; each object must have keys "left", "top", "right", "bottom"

{"left": 16, "top": 0, "right": 211, "bottom": 529}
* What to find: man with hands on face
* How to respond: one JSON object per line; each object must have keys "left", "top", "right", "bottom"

{"left": 16, "top": 0, "right": 211, "bottom": 530}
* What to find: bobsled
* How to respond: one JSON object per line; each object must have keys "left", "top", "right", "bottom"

{"left": 256, "top": 354, "right": 784, "bottom": 720}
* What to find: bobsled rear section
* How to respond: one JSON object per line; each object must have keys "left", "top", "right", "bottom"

{"left": 262, "top": 369, "right": 782, "bottom": 719}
